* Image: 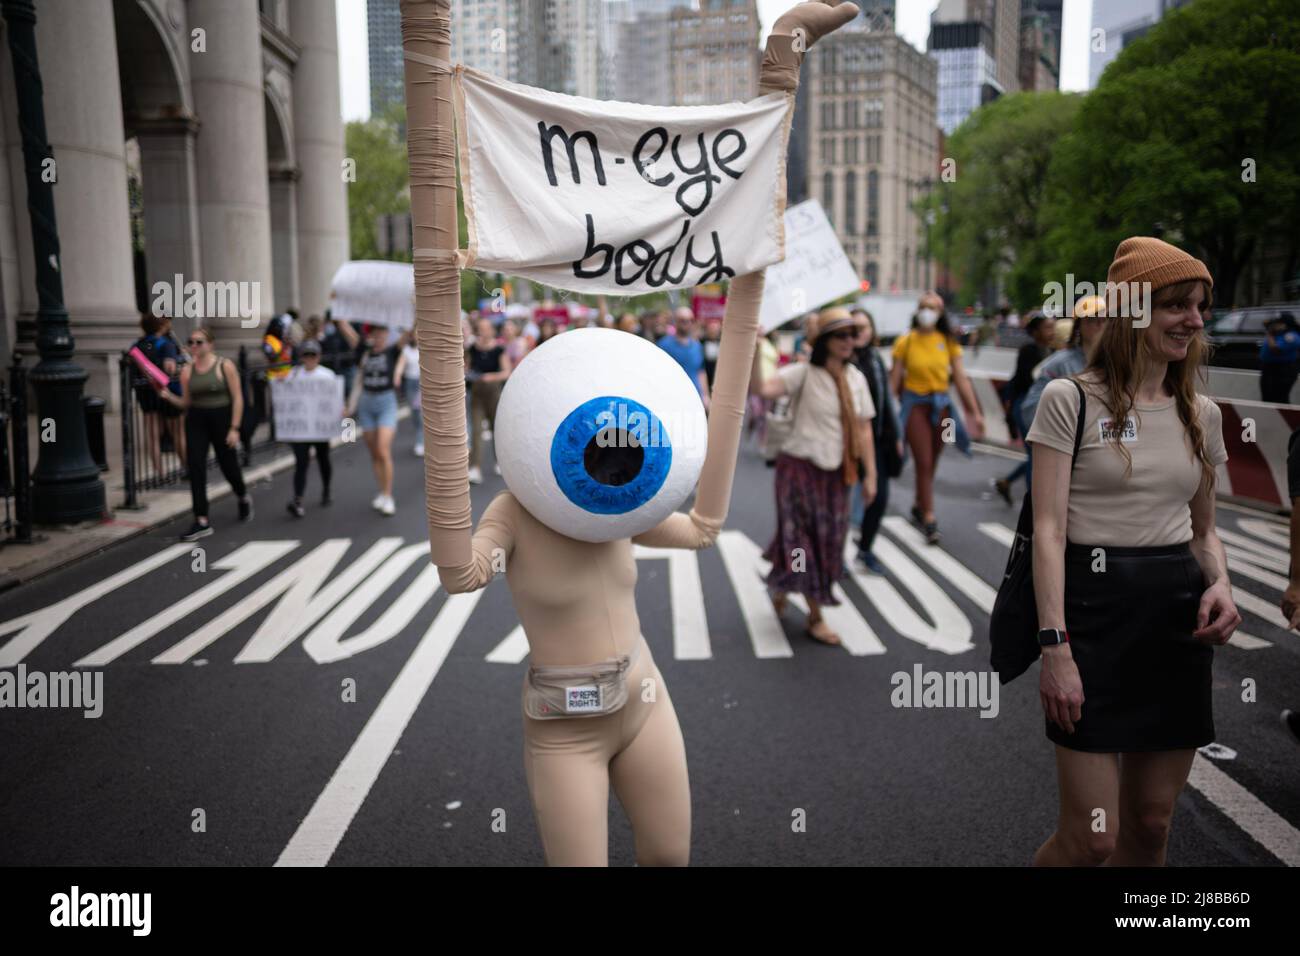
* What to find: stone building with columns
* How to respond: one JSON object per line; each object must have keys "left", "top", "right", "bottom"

{"left": 0, "top": 0, "right": 349, "bottom": 407}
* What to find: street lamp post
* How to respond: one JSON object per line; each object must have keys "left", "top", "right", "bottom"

{"left": 3, "top": 0, "right": 106, "bottom": 524}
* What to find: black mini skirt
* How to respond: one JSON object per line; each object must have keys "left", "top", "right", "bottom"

{"left": 1048, "top": 541, "right": 1214, "bottom": 753}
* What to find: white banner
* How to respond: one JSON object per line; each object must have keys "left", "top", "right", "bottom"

{"left": 330, "top": 260, "right": 414, "bottom": 331}
{"left": 759, "top": 199, "right": 862, "bottom": 332}
{"left": 272, "top": 375, "right": 345, "bottom": 443}
{"left": 454, "top": 66, "right": 793, "bottom": 295}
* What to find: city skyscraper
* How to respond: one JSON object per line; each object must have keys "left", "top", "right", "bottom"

{"left": 805, "top": 26, "right": 939, "bottom": 293}
{"left": 928, "top": 0, "right": 1021, "bottom": 134}
{"left": 1089, "top": 0, "right": 1195, "bottom": 88}
{"left": 367, "top": 0, "right": 403, "bottom": 116}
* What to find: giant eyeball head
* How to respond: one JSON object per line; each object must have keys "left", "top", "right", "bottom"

{"left": 494, "top": 327, "right": 708, "bottom": 543}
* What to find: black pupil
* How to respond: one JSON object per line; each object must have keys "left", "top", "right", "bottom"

{"left": 584, "top": 429, "right": 644, "bottom": 487}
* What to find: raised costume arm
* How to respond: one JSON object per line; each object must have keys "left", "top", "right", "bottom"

{"left": 632, "top": 0, "right": 859, "bottom": 551}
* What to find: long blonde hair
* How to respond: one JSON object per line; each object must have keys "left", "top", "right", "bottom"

{"left": 1082, "top": 279, "right": 1216, "bottom": 495}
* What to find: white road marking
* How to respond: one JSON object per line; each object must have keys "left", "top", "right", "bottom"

{"left": 1228, "top": 632, "right": 1273, "bottom": 650}
{"left": 1232, "top": 585, "right": 1290, "bottom": 631}
{"left": 293, "top": 542, "right": 427, "bottom": 662}
{"left": 486, "top": 625, "right": 529, "bottom": 664}
{"left": 1187, "top": 753, "right": 1300, "bottom": 867}
{"left": 153, "top": 538, "right": 401, "bottom": 665}
{"left": 882, "top": 517, "right": 999, "bottom": 613}
{"left": 75, "top": 542, "right": 298, "bottom": 667}
{"left": 0, "top": 544, "right": 189, "bottom": 666}
{"left": 1217, "top": 528, "right": 1289, "bottom": 570}
{"left": 305, "top": 564, "right": 441, "bottom": 664}
{"left": 786, "top": 585, "right": 887, "bottom": 656}
{"left": 1225, "top": 550, "right": 1289, "bottom": 592}
{"left": 715, "top": 531, "right": 792, "bottom": 659}
{"left": 275, "top": 589, "right": 482, "bottom": 867}
{"left": 1236, "top": 517, "right": 1291, "bottom": 550}
{"left": 632, "top": 544, "right": 711, "bottom": 660}
{"left": 978, "top": 522, "right": 1016, "bottom": 549}
{"left": 846, "top": 535, "right": 973, "bottom": 654}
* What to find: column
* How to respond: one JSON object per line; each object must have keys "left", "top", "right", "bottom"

{"left": 288, "top": 0, "right": 348, "bottom": 320}
{"left": 24, "top": 0, "right": 138, "bottom": 404}
{"left": 135, "top": 117, "right": 202, "bottom": 334}
{"left": 268, "top": 165, "right": 300, "bottom": 313}
{"left": 187, "top": 0, "right": 274, "bottom": 346}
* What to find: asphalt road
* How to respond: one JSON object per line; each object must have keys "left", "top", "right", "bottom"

{"left": 1, "top": 415, "right": 1297, "bottom": 867}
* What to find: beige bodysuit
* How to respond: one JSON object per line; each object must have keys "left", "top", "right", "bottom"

{"left": 404, "top": 0, "right": 860, "bottom": 866}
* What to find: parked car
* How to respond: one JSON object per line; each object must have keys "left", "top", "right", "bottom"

{"left": 1205, "top": 304, "right": 1300, "bottom": 369}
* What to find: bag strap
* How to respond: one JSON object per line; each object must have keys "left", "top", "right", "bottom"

{"left": 1068, "top": 378, "right": 1086, "bottom": 470}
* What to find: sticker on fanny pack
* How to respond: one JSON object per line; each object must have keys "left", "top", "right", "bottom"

{"left": 1097, "top": 416, "right": 1137, "bottom": 444}
{"left": 565, "top": 685, "right": 603, "bottom": 714}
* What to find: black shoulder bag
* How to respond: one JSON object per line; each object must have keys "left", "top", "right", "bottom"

{"left": 989, "top": 379, "right": 1085, "bottom": 685}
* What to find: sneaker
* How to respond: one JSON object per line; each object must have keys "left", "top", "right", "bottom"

{"left": 924, "top": 521, "right": 941, "bottom": 546}
{"left": 413, "top": 442, "right": 425, "bottom": 457}
{"left": 910, "top": 505, "right": 925, "bottom": 527}
{"left": 181, "top": 521, "right": 213, "bottom": 542}
{"left": 1283, "top": 709, "right": 1300, "bottom": 746}
{"left": 994, "top": 478, "right": 1013, "bottom": 506}
{"left": 238, "top": 496, "right": 253, "bottom": 521}
{"left": 371, "top": 493, "right": 386, "bottom": 511}
{"left": 468, "top": 466, "right": 483, "bottom": 485}
{"left": 287, "top": 500, "right": 305, "bottom": 519}
{"left": 380, "top": 495, "right": 396, "bottom": 516}
{"left": 856, "top": 552, "right": 885, "bottom": 574}
{"left": 321, "top": 489, "right": 332, "bottom": 507}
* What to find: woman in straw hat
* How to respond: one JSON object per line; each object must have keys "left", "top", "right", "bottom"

{"left": 751, "top": 307, "right": 877, "bottom": 645}
{"left": 1025, "top": 237, "right": 1239, "bottom": 865}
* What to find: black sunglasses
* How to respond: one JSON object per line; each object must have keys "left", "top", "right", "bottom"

{"left": 187, "top": 338, "right": 207, "bottom": 346}
{"left": 827, "top": 329, "right": 856, "bottom": 341}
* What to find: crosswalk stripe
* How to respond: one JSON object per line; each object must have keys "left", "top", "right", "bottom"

{"left": 847, "top": 535, "right": 973, "bottom": 654}
{"left": 1187, "top": 754, "right": 1300, "bottom": 867}
{"left": 715, "top": 531, "right": 793, "bottom": 659}
{"left": 75, "top": 542, "right": 299, "bottom": 667}
{"left": 1235, "top": 517, "right": 1291, "bottom": 550}
{"left": 882, "top": 517, "right": 998, "bottom": 613}
{"left": 1232, "top": 585, "right": 1290, "bottom": 631}
{"left": 786, "top": 585, "right": 886, "bottom": 656}
{"left": 632, "top": 545, "right": 711, "bottom": 660}
{"left": 0, "top": 544, "right": 190, "bottom": 667}
{"left": 276, "top": 589, "right": 482, "bottom": 867}
{"left": 978, "top": 522, "right": 1016, "bottom": 549}
{"left": 1225, "top": 550, "right": 1289, "bottom": 592}
{"left": 486, "top": 625, "right": 529, "bottom": 664}
{"left": 1217, "top": 528, "right": 1289, "bottom": 570}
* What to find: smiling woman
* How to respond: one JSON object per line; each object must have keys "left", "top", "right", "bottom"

{"left": 1024, "top": 235, "right": 1240, "bottom": 868}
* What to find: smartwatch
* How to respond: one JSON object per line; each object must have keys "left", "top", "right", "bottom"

{"left": 1037, "top": 627, "right": 1069, "bottom": 647}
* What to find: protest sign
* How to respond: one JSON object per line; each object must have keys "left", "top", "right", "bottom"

{"left": 272, "top": 375, "right": 345, "bottom": 443}
{"left": 759, "top": 199, "right": 861, "bottom": 331}
{"left": 454, "top": 66, "right": 793, "bottom": 295}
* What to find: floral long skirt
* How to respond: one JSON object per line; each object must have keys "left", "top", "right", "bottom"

{"left": 763, "top": 453, "right": 851, "bottom": 605}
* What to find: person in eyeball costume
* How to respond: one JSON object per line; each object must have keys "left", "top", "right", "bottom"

{"left": 417, "top": 0, "right": 862, "bottom": 866}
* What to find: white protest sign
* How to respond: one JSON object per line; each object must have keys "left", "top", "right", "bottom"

{"left": 454, "top": 65, "right": 793, "bottom": 295}
{"left": 272, "top": 374, "right": 345, "bottom": 443}
{"left": 330, "top": 260, "right": 414, "bottom": 331}
{"left": 759, "top": 199, "right": 861, "bottom": 331}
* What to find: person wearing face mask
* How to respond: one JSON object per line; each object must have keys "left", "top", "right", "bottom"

{"left": 890, "top": 293, "right": 985, "bottom": 544}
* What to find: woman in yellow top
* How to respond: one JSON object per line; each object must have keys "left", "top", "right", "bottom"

{"left": 889, "top": 292, "right": 984, "bottom": 544}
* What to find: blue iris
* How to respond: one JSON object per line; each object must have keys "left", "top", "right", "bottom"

{"left": 550, "top": 396, "right": 672, "bottom": 514}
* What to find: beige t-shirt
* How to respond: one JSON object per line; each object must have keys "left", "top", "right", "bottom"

{"left": 779, "top": 361, "right": 875, "bottom": 471}
{"left": 1026, "top": 377, "right": 1228, "bottom": 546}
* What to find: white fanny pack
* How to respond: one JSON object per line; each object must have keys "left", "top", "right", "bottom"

{"left": 523, "top": 644, "right": 639, "bottom": 720}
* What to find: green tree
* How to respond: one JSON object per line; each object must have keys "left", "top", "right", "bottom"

{"left": 919, "top": 91, "right": 1082, "bottom": 310}
{"left": 344, "top": 102, "right": 411, "bottom": 262}
{"left": 1040, "top": 0, "right": 1300, "bottom": 307}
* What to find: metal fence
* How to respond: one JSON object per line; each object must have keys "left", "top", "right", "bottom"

{"left": 118, "top": 345, "right": 288, "bottom": 509}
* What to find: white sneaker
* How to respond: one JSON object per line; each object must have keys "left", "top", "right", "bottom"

{"left": 468, "top": 466, "right": 483, "bottom": 485}
{"left": 371, "top": 493, "right": 385, "bottom": 510}
{"left": 413, "top": 442, "right": 425, "bottom": 457}
{"left": 493, "top": 462, "right": 501, "bottom": 475}
{"left": 380, "top": 496, "right": 396, "bottom": 516}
